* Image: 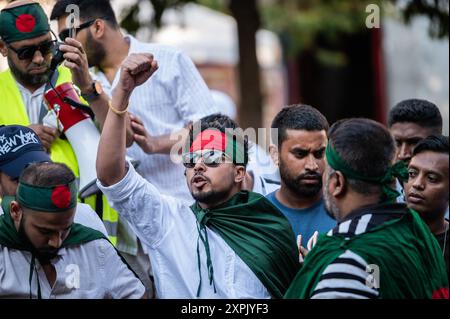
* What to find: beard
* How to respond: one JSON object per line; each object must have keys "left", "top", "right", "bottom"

{"left": 190, "top": 173, "right": 234, "bottom": 206}
{"left": 8, "top": 58, "right": 51, "bottom": 87}
{"left": 85, "top": 31, "right": 106, "bottom": 68}
{"left": 279, "top": 160, "right": 322, "bottom": 198}
{"left": 18, "top": 217, "right": 59, "bottom": 265}
{"left": 192, "top": 189, "right": 233, "bottom": 206}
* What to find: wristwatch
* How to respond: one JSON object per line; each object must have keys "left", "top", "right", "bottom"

{"left": 81, "top": 81, "right": 103, "bottom": 103}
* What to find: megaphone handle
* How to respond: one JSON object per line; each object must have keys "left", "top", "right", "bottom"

{"left": 63, "top": 97, "right": 96, "bottom": 120}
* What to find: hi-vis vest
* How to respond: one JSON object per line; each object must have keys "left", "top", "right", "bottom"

{"left": 0, "top": 66, "right": 118, "bottom": 245}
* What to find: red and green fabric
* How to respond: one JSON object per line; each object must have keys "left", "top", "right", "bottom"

{"left": 188, "top": 128, "right": 247, "bottom": 165}
{"left": 284, "top": 209, "right": 449, "bottom": 299}
{"left": 0, "top": 2, "right": 50, "bottom": 44}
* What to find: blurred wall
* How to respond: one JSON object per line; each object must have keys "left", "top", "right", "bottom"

{"left": 383, "top": 15, "right": 449, "bottom": 134}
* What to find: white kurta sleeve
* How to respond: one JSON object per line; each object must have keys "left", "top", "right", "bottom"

{"left": 97, "top": 162, "right": 182, "bottom": 248}
{"left": 98, "top": 239, "right": 146, "bottom": 299}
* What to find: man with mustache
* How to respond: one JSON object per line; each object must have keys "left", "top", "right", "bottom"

{"left": 0, "top": 1, "right": 140, "bottom": 280}
{"left": 388, "top": 99, "right": 448, "bottom": 219}
{"left": 0, "top": 125, "right": 107, "bottom": 236}
{"left": 267, "top": 105, "right": 336, "bottom": 246}
{"left": 0, "top": 161, "right": 146, "bottom": 298}
{"left": 404, "top": 135, "right": 449, "bottom": 276}
{"left": 285, "top": 118, "right": 448, "bottom": 299}
{"left": 96, "top": 54, "right": 299, "bottom": 298}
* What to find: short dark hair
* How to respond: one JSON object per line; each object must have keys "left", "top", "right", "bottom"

{"left": 188, "top": 113, "right": 249, "bottom": 166}
{"left": 50, "top": 0, "right": 119, "bottom": 29}
{"left": 413, "top": 135, "right": 449, "bottom": 157}
{"left": 328, "top": 118, "right": 395, "bottom": 196}
{"left": 388, "top": 99, "right": 443, "bottom": 133}
{"left": 20, "top": 162, "right": 75, "bottom": 187}
{"left": 271, "top": 104, "right": 329, "bottom": 147}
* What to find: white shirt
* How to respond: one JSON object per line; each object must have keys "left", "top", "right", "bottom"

{"left": 0, "top": 203, "right": 108, "bottom": 237}
{"left": 97, "top": 163, "right": 271, "bottom": 299}
{"left": 16, "top": 82, "right": 46, "bottom": 124}
{"left": 93, "top": 35, "right": 220, "bottom": 203}
{"left": 0, "top": 239, "right": 145, "bottom": 299}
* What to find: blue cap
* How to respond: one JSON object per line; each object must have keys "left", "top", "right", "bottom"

{"left": 0, "top": 125, "right": 51, "bottom": 179}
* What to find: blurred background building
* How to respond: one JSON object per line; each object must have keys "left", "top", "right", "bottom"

{"left": 1, "top": 0, "right": 448, "bottom": 134}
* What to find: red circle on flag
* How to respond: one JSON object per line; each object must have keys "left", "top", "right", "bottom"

{"left": 51, "top": 185, "right": 72, "bottom": 209}
{"left": 15, "top": 14, "right": 36, "bottom": 33}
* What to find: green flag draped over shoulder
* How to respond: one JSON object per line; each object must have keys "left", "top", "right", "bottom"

{"left": 0, "top": 196, "right": 107, "bottom": 299}
{"left": 191, "top": 190, "right": 300, "bottom": 298}
{"left": 284, "top": 209, "right": 449, "bottom": 299}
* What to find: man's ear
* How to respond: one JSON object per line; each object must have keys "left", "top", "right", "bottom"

{"left": 234, "top": 166, "right": 246, "bottom": 184}
{"left": 269, "top": 144, "right": 279, "bottom": 166}
{"left": 0, "top": 40, "right": 8, "bottom": 57}
{"left": 331, "top": 171, "right": 347, "bottom": 198}
{"left": 9, "top": 201, "right": 23, "bottom": 228}
{"left": 91, "top": 19, "right": 107, "bottom": 39}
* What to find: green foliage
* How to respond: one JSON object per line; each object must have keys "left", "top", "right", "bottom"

{"left": 120, "top": 0, "right": 449, "bottom": 56}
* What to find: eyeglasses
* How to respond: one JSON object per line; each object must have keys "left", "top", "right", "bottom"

{"left": 58, "top": 17, "right": 107, "bottom": 42}
{"left": 8, "top": 40, "right": 57, "bottom": 60}
{"left": 182, "top": 150, "right": 232, "bottom": 169}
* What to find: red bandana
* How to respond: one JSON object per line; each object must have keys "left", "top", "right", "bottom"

{"left": 190, "top": 129, "right": 227, "bottom": 152}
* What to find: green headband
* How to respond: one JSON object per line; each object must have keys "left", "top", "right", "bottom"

{"left": 325, "top": 143, "right": 408, "bottom": 202}
{"left": 0, "top": 3, "right": 50, "bottom": 44}
{"left": 17, "top": 180, "right": 78, "bottom": 212}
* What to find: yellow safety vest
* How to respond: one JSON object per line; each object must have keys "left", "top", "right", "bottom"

{"left": 0, "top": 66, "right": 118, "bottom": 245}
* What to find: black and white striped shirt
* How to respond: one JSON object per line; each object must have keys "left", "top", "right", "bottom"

{"left": 311, "top": 204, "right": 407, "bottom": 299}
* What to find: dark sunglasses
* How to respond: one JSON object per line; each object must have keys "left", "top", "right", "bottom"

{"left": 58, "top": 17, "right": 107, "bottom": 42}
{"left": 8, "top": 40, "right": 57, "bottom": 60}
{"left": 182, "top": 150, "right": 232, "bottom": 169}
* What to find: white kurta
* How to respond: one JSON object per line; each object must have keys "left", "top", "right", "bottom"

{"left": 97, "top": 164, "right": 271, "bottom": 299}
{"left": 93, "top": 35, "right": 220, "bottom": 203}
{"left": 0, "top": 238, "right": 145, "bottom": 299}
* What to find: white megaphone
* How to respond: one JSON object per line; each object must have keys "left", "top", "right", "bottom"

{"left": 43, "top": 82, "right": 101, "bottom": 198}
{"left": 43, "top": 82, "right": 139, "bottom": 199}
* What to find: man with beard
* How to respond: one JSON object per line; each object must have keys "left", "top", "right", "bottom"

{"left": 267, "top": 105, "right": 336, "bottom": 245}
{"left": 0, "top": 125, "right": 107, "bottom": 237}
{"left": 0, "top": 2, "right": 143, "bottom": 284}
{"left": 96, "top": 53, "right": 299, "bottom": 298}
{"left": 51, "top": 0, "right": 219, "bottom": 202}
{"left": 0, "top": 0, "right": 114, "bottom": 156}
{"left": 404, "top": 135, "right": 449, "bottom": 276}
{"left": 0, "top": 161, "right": 146, "bottom": 299}
{"left": 285, "top": 118, "right": 448, "bottom": 299}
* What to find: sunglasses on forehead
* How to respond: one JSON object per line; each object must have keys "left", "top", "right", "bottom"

{"left": 8, "top": 40, "right": 57, "bottom": 60}
{"left": 182, "top": 150, "right": 233, "bottom": 169}
{"left": 58, "top": 17, "right": 109, "bottom": 42}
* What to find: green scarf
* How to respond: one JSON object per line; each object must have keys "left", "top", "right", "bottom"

{"left": 284, "top": 208, "right": 449, "bottom": 299}
{"left": 326, "top": 143, "right": 409, "bottom": 202}
{"left": 190, "top": 190, "right": 300, "bottom": 298}
{"left": 0, "top": 196, "right": 107, "bottom": 299}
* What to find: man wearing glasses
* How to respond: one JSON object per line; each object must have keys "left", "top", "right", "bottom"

{"left": 97, "top": 53, "right": 300, "bottom": 298}
{"left": 0, "top": 0, "right": 140, "bottom": 289}
{"left": 0, "top": 0, "right": 115, "bottom": 155}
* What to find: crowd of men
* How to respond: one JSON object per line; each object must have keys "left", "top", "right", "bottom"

{"left": 0, "top": 0, "right": 448, "bottom": 299}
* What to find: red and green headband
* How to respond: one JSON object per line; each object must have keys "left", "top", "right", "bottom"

{"left": 187, "top": 129, "right": 247, "bottom": 165}
{"left": 17, "top": 180, "right": 78, "bottom": 212}
{"left": 0, "top": 2, "right": 50, "bottom": 44}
